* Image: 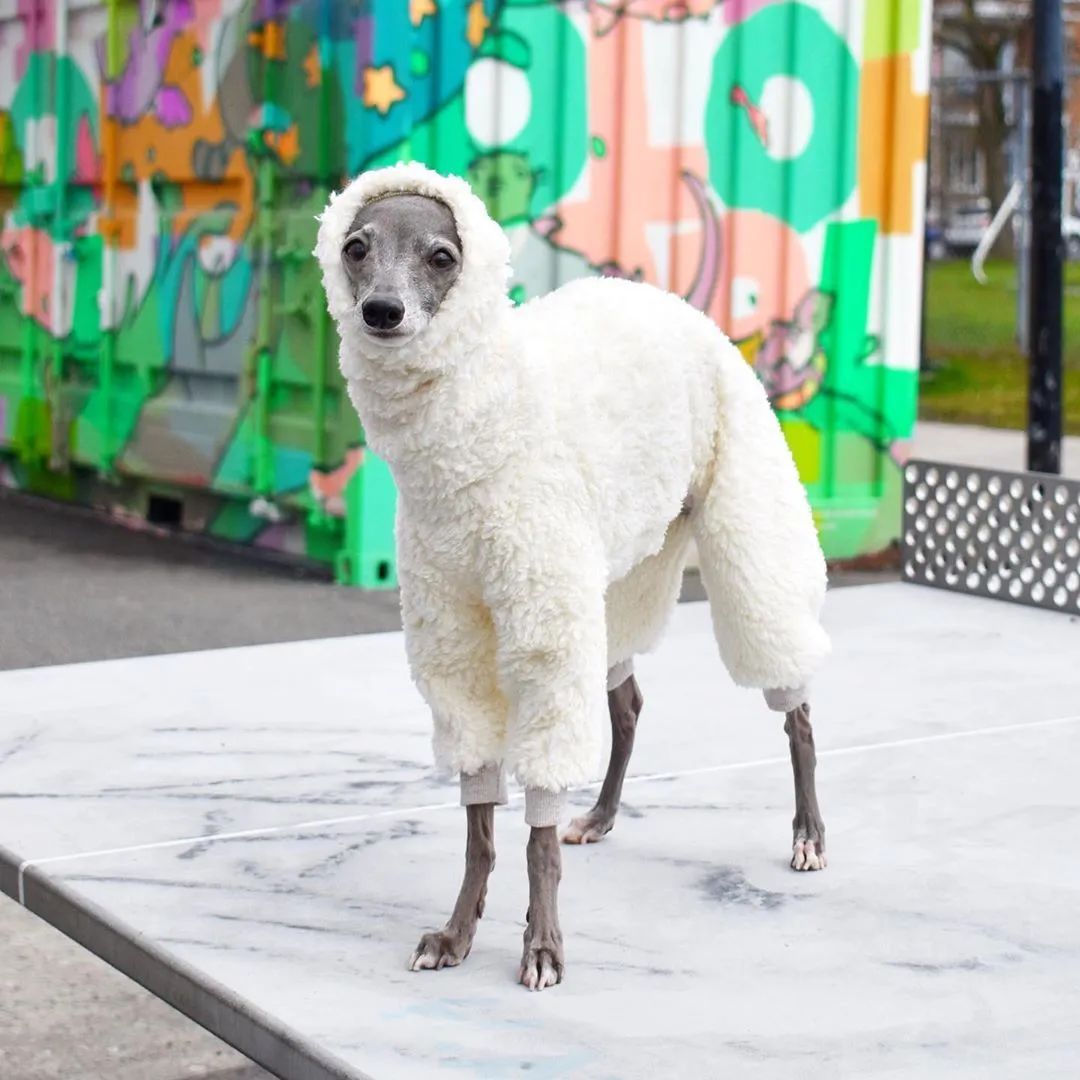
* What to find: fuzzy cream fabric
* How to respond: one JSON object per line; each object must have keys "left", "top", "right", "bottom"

{"left": 316, "top": 162, "right": 830, "bottom": 793}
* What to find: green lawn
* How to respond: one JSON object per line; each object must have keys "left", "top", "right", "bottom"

{"left": 920, "top": 258, "right": 1080, "bottom": 434}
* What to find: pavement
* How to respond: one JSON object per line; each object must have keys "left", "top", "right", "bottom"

{"left": 0, "top": 492, "right": 402, "bottom": 672}
{"left": 912, "top": 419, "right": 1080, "bottom": 478}
{"left": 1, "top": 906, "right": 269, "bottom": 1080}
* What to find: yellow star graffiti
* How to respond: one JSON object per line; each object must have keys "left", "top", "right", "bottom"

{"left": 363, "top": 64, "right": 406, "bottom": 115}
{"left": 466, "top": 0, "right": 489, "bottom": 47}
{"left": 263, "top": 125, "right": 301, "bottom": 166}
{"left": 410, "top": 0, "right": 437, "bottom": 27}
{"left": 303, "top": 43, "right": 321, "bottom": 88}
{"left": 248, "top": 21, "right": 286, "bottom": 61}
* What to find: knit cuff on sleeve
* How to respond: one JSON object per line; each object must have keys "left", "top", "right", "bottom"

{"left": 524, "top": 786, "right": 565, "bottom": 828}
{"left": 460, "top": 762, "right": 508, "bottom": 806}
{"left": 763, "top": 686, "right": 809, "bottom": 713}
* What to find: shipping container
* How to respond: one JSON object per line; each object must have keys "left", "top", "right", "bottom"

{"left": 0, "top": 0, "right": 931, "bottom": 582}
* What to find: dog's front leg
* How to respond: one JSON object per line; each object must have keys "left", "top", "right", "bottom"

{"left": 485, "top": 544, "right": 607, "bottom": 991}
{"left": 410, "top": 786, "right": 498, "bottom": 971}
{"left": 520, "top": 824, "right": 563, "bottom": 990}
{"left": 399, "top": 523, "right": 509, "bottom": 971}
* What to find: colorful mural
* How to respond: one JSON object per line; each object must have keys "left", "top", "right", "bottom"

{"left": 0, "top": 0, "right": 930, "bottom": 578}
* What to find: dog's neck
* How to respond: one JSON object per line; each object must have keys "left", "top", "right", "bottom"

{"left": 341, "top": 308, "right": 524, "bottom": 503}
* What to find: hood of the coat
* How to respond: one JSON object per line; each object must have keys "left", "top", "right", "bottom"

{"left": 314, "top": 162, "right": 513, "bottom": 375}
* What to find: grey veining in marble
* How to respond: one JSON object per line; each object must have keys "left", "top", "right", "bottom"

{"left": 2, "top": 585, "right": 1080, "bottom": 1079}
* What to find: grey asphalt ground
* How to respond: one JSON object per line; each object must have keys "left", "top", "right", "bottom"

{"left": 0, "top": 492, "right": 402, "bottom": 672}
{"left": 0, "top": 488, "right": 893, "bottom": 1080}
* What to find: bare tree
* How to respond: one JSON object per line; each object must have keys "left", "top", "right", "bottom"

{"left": 935, "top": 1, "right": 1080, "bottom": 211}
{"left": 935, "top": 2, "right": 1029, "bottom": 211}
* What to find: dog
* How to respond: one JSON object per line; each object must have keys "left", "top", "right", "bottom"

{"left": 315, "top": 163, "right": 830, "bottom": 992}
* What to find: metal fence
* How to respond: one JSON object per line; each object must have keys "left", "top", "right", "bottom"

{"left": 902, "top": 459, "right": 1080, "bottom": 613}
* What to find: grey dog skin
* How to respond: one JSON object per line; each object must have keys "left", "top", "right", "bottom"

{"left": 785, "top": 703, "right": 827, "bottom": 869}
{"left": 521, "top": 827, "right": 564, "bottom": 990}
{"left": 342, "top": 195, "right": 462, "bottom": 338}
{"left": 347, "top": 194, "right": 828, "bottom": 990}
{"left": 408, "top": 803, "right": 495, "bottom": 971}
{"left": 563, "top": 674, "right": 644, "bottom": 845}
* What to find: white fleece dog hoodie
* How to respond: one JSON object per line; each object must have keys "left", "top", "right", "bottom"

{"left": 316, "top": 163, "right": 830, "bottom": 822}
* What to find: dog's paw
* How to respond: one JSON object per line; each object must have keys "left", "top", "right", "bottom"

{"left": 519, "top": 945, "right": 563, "bottom": 991}
{"left": 791, "top": 835, "right": 827, "bottom": 871}
{"left": 409, "top": 930, "right": 470, "bottom": 972}
{"left": 562, "top": 811, "right": 615, "bottom": 845}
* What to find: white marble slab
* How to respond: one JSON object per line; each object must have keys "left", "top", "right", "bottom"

{"left": 0, "top": 630, "right": 446, "bottom": 860}
{"left": 3, "top": 584, "right": 1080, "bottom": 1079}
{"left": 2, "top": 585, "right": 1076, "bottom": 861}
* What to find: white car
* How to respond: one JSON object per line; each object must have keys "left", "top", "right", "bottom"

{"left": 1063, "top": 214, "right": 1080, "bottom": 260}
{"left": 946, "top": 195, "right": 1080, "bottom": 260}
{"left": 944, "top": 198, "right": 992, "bottom": 254}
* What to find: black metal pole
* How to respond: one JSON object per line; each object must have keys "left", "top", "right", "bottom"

{"left": 1028, "top": 0, "right": 1065, "bottom": 474}
{"left": 921, "top": 79, "right": 934, "bottom": 375}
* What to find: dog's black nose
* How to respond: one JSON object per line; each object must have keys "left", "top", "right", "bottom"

{"left": 362, "top": 294, "right": 405, "bottom": 330}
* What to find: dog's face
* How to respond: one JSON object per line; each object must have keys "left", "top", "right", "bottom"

{"left": 339, "top": 194, "right": 462, "bottom": 349}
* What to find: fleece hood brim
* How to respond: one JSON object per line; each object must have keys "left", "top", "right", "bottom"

{"left": 314, "top": 162, "right": 513, "bottom": 357}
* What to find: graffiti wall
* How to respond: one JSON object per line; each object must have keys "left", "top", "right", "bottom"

{"left": 0, "top": 0, "right": 930, "bottom": 578}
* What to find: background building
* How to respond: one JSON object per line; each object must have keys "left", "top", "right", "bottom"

{"left": 930, "top": 0, "right": 1080, "bottom": 244}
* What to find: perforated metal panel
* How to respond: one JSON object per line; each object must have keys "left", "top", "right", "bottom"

{"left": 901, "top": 460, "right": 1080, "bottom": 614}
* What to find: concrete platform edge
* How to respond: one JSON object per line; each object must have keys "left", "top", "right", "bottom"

{"left": 0, "top": 844, "right": 370, "bottom": 1080}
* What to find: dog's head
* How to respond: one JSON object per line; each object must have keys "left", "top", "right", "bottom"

{"left": 338, "top": 193, "right": 462, "bottom": 349}
{"left": 315, "top": 163, "right": 512, "bottom": 365}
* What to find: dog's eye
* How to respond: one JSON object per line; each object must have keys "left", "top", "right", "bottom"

{"left": 343, "top": 238, "right": 367, "bottom": 263}
{"left": 430, "top": 248, "right": 456, "bottom": 270}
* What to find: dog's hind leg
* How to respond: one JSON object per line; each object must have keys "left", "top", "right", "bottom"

{"left": 690, "top": 346, "right": 831, "bottom": 871}
{"left": 563, "top": 664, "right": 643, "bottom": 844}
{"left": 409, "top": 768, "right": 501, "bottom": 971}
{"left": 780, "top": 701, "right": 826, "bottom": 870}
{"left": 563, "top": 514, "right": 691, "bottom": 846}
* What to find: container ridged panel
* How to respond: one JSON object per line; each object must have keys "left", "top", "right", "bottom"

{"left": 0, "top": 1, "right": 932, "bottom": 580}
